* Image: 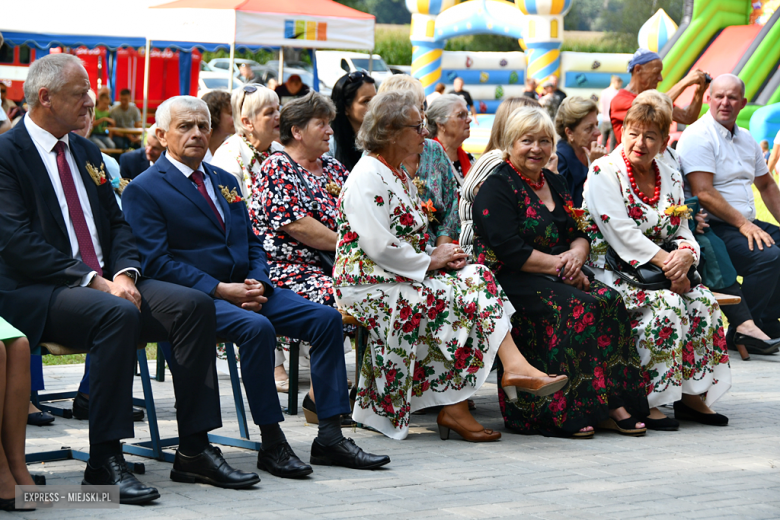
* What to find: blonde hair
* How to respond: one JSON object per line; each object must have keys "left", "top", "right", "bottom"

{"left": 376, "top": 74, "right": 425, "bottom": 105}
{"left": 231, "top": 84, "right": 279, "bottom": 136}
{"left": 554, "top": 95, "right": 598, "bottom": 141}
{"left": 500, "top": 106, "right": 556, "bottom": 160}
{"left": 625, "top": 89, "right": 673, "bottom": 138}
{"left": 484, "top": 96, "right": 540, "bottom": 153}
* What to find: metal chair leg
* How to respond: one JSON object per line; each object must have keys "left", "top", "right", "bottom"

{"left": 286, "top": 340, "right": 300, "bottom": 415}
{"left": 155, "top": 343, "right": 166, "bottom": 382}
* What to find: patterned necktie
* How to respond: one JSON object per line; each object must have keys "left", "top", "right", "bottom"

{"left": 191, "top": 170, "right": 225, "bottom": 231}
{"left": 53, "top": 141, "right": 103, "bottom": 276}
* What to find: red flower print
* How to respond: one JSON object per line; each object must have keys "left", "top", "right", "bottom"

{"left": 670, "top": 216, "right": 680, "bottom": 226}
{"left": 427, "top": 308, "right": 438, "bottom": 320}
{"left": 402, "top": 321, "right": 416, "bottom": 333}
{"left": 399, "top": 306, "right": 412, "bottom": 320}
{"left": 467, "top": 365, "right": 480, "bottom": 374}
{"left": 464, "top": 302, "right": 477, "bottom": 318}
{"left": 597, "top": 335, "right": 611, "bottom": 348}
{"left": 682, "top": 341, "right": 695, "bottom": 365}
{"left": 414, "top": 366, "right": 426, "bottom": 381}
{"left": 628, "top": 206, "right": 643, "bottom": 220}
{"left": 574, "top": 321, "right": 585, "bottom": 333}
{"left": 659, "top": 326, "right": 673, "bottom": 340}
{"left": 545, "top": 325, "right": 555, "bottom": 337}
{"left": 435, "top": 299, "right": 446, "bottom": 312}
{"left": 482, "top": 209, "right": 489, "bottom": 216}
{"left": 410, "top": 313, "right": 422, "bottom": 327}
{"left": 601, "top": 214, "right": 610, "bottom": 222}
{"left": 426, "top": 293, "right": 436, "bottom": 306}
{"left": 399, "top": 213, "right": 415, "bottom": 226}
{"left": 386, "top": 368, "right": 397, "bottom": 385}
{"left": 582, "top": 312, "right": 595, "bottom": 326}
{"left": 572, "top": 305, "right": 584, "bottom": 319}
{"left": 486, "top": 281, "right": 497, "bottom": 296}
{"left": 526, "top": 207, "right": 537, "bottom": 218}
{"left": 375, "top": 196, "right": 384, "bottom": 204}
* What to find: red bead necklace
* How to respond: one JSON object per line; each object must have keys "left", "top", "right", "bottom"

{"left": 622, "top": 151, "right": 661, "bottom": 206}
{"left": 505, "top": 160, "right": 545, "bottom": 190}
{"left": 376, "top": 154, "right": 408, "bottom": 183}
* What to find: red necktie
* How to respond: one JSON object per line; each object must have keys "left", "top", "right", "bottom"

{"left": 191, "top": 170, "right": 225, "bottom": 231}
{"left": 53, "top": 141, "right": 103, "bottom": 276}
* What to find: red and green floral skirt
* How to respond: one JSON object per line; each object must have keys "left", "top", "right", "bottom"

{"left": 496, "top": 272, "right": 649, "bottom": 437}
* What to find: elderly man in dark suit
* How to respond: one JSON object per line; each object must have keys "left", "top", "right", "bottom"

{"left": 122, "top": 95, "right": 390, "bottom": 478}
{"left": 0, "top": 54, "right": 260, "bottom": 505}
{"left": 119, "top": 127, "right": 164, "bottom": 179}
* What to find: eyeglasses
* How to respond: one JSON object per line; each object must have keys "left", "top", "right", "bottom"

{"left": 451, "top": 111, "right": 469, "bottom": 121}
{"left": 239, "top": 84, "right": 259, "bottom": 116}
{"left": 404, "top": 121, "right": 426, "bottom": 135}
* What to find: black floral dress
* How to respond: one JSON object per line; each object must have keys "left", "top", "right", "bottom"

{"left": 253, "top": 152, "right": 348, "bottom": 308}
{"left": 472, "top": 163, "right": 649, "bottom": 437}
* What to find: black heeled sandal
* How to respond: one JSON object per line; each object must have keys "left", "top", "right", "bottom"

{"left": 733, "top": 332, "right": 780, "bottom": 356}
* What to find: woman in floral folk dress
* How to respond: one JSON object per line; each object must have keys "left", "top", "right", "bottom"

{"left": 582, "top": 91, "right": 731, "bottom": 431}
{"left": 473, "top": 106, "right": 649, "bottom": 438}
{"left": 378, "top": 75, "right": 460, "bottom": 247}
{"left": 335, "top": 90, "right": 568, "bottom": 441}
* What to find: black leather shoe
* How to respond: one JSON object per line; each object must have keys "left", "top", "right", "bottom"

{"left": 643, "top": 415, "right": 679, "bottom": 431}
{"left": 27, "top": 411, "right": 55, "bottom": 426}
{"left": 733, "top": 332, "right": 780, "bottom": 356}
{"left": 310, "top": 437, "right": 390, "bottom": 470}
{"left": 83, "top": 454, "right": 160, "bottom": 505}
{"left": 73, "top": 392, "right": 145, "bottom": 421}
{"left": 673, "top": 401, "right": 728, "bottom": 426}
{"left": 171, "top": 445, "right": 260, "bottom": 489}
{"left": 257, "top": 442, "right": 313, "bottom": 478}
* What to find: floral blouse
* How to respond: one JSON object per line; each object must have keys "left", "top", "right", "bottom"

{"left": 403, "top": 139, "right": 460, "bottom": 246}
{"left": 254, "top": 152, "right": 349, "bottom": 265}
{"left": 582, "top": 145, "right": 700, "bottom": 270}
{"left": 211, "top": 133, "right": 282, "bottom": 199}
{"left": 335, "top": 156, "right": 433, "bottom": 287}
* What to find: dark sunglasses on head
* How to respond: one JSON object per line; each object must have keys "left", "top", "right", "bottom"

{"left": 239, "top": 84, "right": 259, "bottom": 115}
{"left": 347, "top": 71, "right": 369, "bottom": 83}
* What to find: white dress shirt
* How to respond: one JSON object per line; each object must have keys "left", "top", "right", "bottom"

{"left": 166, "top": 153, "right": 225, "bottom": 221}
{"left": 24, "top": 116, "right": 138, "bottom": 285}
{"left": 677, "top": 111, "right": 769, "bottom": 223}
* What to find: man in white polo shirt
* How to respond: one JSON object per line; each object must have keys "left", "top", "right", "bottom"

{"left": 678, "top": 74, "right": 780, "bottom": 338}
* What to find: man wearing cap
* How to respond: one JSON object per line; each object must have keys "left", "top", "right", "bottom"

{"left": 610, "top": 48, "right": 709, "bottom": 144}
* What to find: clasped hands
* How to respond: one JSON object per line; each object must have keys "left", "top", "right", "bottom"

{"left": 663, "top": 248, "right": 694, "bottom": 294}
{"left": 90, "top": 273, "right": 142, "bottom": 310}
{"left": 215, "top": 279, "right": 268, "bottom": 311}
{"left": 555, "top": 250, "right": 590, "bottom": 291}
{"left": 429, "top": 243, "right": 468, "bottom": 271}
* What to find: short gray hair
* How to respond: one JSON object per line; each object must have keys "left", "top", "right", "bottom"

{"left": 357, "top": 90, "right": 418, "bottom": 153}
{"left": 377, "top": 74, "right": 425, "bottom": 105}
{"left": 231, "top": 84, "right": 279, "bottom": 135}
{"left": 24, "top": 54, "right": 84, "bottom": 109}
{"left": 279, "top": 91, "right": 336, "bottom": 146}
{"left": 156, "top": 95, "right": 210, "bottom": 131}
{"left": 425, "top": 94, "right": 466, "bottom": 138}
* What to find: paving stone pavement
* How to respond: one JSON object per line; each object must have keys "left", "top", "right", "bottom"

{"left": 20, "top": 350, "right": 780, "bottom": 519}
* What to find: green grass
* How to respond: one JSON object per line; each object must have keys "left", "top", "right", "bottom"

{"left": 44, "top": 344, "right": 159, "bottom": 366}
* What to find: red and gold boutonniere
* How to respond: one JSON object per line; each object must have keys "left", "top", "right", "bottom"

{"left": 324, "top": 180, "right": 341, "bottom": 197}
{"left": 664, "top": 204, "right": 693, "bottom": 219}
{"left": 86, "top": 161, "right": 107, "bottom": 186}
{"left": 563, "top": 201, "right": 588, "bottom": 231}
{"left": 420, "top": 198, "right": 438, "bottom": 223}
{"left": 219, "top": 185, "right": 243, "bottom": 204}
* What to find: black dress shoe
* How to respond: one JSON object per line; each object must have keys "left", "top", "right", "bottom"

{"left": 257, "top": 442, "right": 313, "bottom": 478}
{"left": 73, "top": 392, "right": 145, "bottom": 422}
{"left": 643, "top": 415, "right": 679, "bottom": 431}
{"left": 310, "top": 437, "right": 390, "bottom": 470}
{"left": 83, "top": 454, "right": 160, "bottom": 505}
{"left": 27, "top": 411, "right": 55, "bottom": 426}
{"left": 733, "top": 332, "right": 780, "bottom": 356}
{"left": 171, "top": 445, "right": 260, "bottom": 489}
{"left": 673, "top": 401, "right": 728, "bottom": 426}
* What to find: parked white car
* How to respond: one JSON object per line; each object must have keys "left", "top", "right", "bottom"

{"left": 197, "top": 71, "right": 245, "bottom": 97}
{"left": 315, "top": 51, "right": 393, "bottom": 90}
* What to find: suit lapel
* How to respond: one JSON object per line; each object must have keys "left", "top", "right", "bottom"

{"left": 14, "top": 122, "right": 69, "bottom": 239}
{"left": 204, "top": 163, "right": 232, "bottom": 237}
{"left": 69, "top": 138, "right": 107, "bottom": 246}
{"left": 159, "top": 155, "right": 225, "bottom": 233}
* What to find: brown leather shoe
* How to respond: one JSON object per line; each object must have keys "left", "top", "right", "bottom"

{"left": 436, "top": 406, "right": 501, "bottom": 442}
{"left": 501, "top": 373, "right": 568, "bottom": 402}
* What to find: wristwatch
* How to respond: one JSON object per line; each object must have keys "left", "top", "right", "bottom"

{"left": 120, "top": 270, "right": 139, "bottom": 284}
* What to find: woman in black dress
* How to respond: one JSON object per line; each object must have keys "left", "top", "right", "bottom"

{"left": 472, "top": 106, "right": 649, "bottom": 438}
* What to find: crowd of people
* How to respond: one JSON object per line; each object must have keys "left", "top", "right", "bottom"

{"left": 1, "top": 44, "right": 779, "bottom": 509}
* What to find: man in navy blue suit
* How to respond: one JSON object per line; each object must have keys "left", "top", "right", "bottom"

{"left": 122, "top": 95, "right": 389, "bottom": 478}
{"left": 0, "top": 55, "right": 260, "bottom": 505}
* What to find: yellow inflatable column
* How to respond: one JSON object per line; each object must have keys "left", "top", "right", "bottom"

{"left": 407, "top": 0, "right": 458, "bottom": 96}
{"left": 515, "top": 0, "right": 573, "bottom": 83}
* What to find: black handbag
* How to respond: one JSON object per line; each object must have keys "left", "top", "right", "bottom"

{"left": 605, "top": 242, "right": 701, "bottom": 290}
{"left": 278, "top": 152, "right": 336, "bottom": 273}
